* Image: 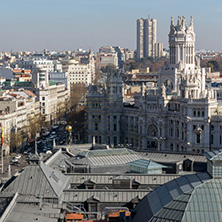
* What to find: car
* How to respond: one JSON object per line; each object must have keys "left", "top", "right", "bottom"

{"left": 15, "top": 154, "right": 21, "bottom": 159}
{"left": 52, "top": 125, "right": 59, "bottom": 130}
{"left": 12, "top": 158, "right": 19, "bottom": 163}
{"left": 42, "top": 131, "right": 50, "bottom": 137}
{"left": 46, "top": 150, "right": 52, "bottom": 154}
{"left": 51, "top": 132, "right": 56, "bottom": 135}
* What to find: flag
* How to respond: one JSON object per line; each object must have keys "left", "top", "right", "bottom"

{"left": 1, "top": 124, "right": 3, "bottom": 147}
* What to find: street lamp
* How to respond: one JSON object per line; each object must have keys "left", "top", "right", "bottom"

{"left": 153, "top": 137, "right": 166, "bottom": 151}
{"left": 66, "top": 125, "right": 72, "bottom": 145}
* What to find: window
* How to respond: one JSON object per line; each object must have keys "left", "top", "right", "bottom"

{"left": 94, "top": 123, "right": 98, "bottom": 131}
{"left": 170, "top": 128, "right": 173, "bottom": 137}
{"left": 177, "top": 129, "right": 179, "bottom": 138}
{"left": 42, "top": 97, "right": 45, "bottom": 101}
{"left": 196, "top": 133, "right": 200, "bottom": 144}
{"left": 113, "top": 137, "right": 117, "bottom": 146}
{"left": 193, "top": 110, "right": 196, "bottom": 117}
{"left": 113, "top": 124, "right": 117, "bottom": 131}
{"left": 211, "top": 135, "right": 214, "bottom": 144}
{"left": 202, "top": 111, "right": 205, "bottom": 117}
{"left": 211, "top": 125, "right": 214, "bottom": 131}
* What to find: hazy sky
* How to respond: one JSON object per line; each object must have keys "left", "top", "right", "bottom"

{"left": 0, "top": 0, "right": 222, "bottom": 52}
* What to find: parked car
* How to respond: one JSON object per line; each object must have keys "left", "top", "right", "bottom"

{"left": 52, "top": 125, "right": 59, "bottom": 130}
{"left": 14, "top": 154, "right": 21, "bottom": 159}
{"left": 12, "top": 158, "right": 19, "bottom": 164}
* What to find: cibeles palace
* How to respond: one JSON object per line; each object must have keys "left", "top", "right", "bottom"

{"left": 86, "top": 16, "right": 222, "bottom": 154}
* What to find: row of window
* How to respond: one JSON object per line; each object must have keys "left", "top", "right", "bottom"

{"left": 193, "top": 109, "right": 205, "bottom": 117}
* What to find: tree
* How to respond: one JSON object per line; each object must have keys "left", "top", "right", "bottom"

{"left": 56, "top": 101, "right": 66, "bottom": 121}
{"left": 70, "top": 83, "right": 88, "bottom": 110}
{"left": 207, "top": 60, "right": 220, "bottom": 72}
{"left": 66, "top": 107, "right": 86, "bottom": 143}
{"left": 100, "top": 65, "right": 117, "bottom": 74}
{"left": 27, "top": 114, "right": 42, "bottom": 139}
{"left": 10, "top": 131, "right": 23, "bottom": 153}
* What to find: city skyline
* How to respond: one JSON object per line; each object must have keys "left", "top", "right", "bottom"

{"left": 0, "top": 0, "right": 222, "bottom": 52}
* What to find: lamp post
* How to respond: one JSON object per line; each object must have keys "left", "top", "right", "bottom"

{"left": 66, "top": 125, "right": 72, "bottom": 145}
{"left": 153, "top": 137, "right": 166, "bottom": 151}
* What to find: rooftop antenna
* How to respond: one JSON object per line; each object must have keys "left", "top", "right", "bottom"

{"left": 148, "top": 14, "right": 150, "bottom": 19}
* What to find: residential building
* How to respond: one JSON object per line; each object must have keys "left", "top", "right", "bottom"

{"left": 136, "top": 18, "right": 163, "bottom": 59}
{"left": 17, "top": 58, "right": 54, "bottom": 73}
{"left": 0, "top": 90, "right": 40, "bottom": 154}
{"left": 99, "top": 46, "right": 119, "bottom": 69}
{"left": 62, "top": 56, "right": 94, "bottom": 86}
{"left": 32, "top": 67, "right": 69, "bottom": 124}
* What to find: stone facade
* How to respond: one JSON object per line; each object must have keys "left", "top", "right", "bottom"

{"left": 87, "top": 16, "right": 222, "bottom": 154}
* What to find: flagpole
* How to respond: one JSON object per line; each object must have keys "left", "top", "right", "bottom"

{"left": 1, "top": 124, "right": 3, "bottom": 175}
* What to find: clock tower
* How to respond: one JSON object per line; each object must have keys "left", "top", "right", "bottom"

{"left": 169, "top": 16, "right": 195, "bottom": 71}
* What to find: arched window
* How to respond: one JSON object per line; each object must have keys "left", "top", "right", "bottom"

{"left": 193, "top": 110, "right": 196, "bottom": 117}
{"left": 202, "top": 111, "right": 205, "bottom": 117}
{"left": 196, "top": 133, "right": 200, "bottom": 144}
{"left": 147, "top": 124, "right": 157, "bottom": 137}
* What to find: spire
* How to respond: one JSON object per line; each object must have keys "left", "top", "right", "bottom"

{"left": 182, "top": 16, "right": 186, "bottom": 28}
{"left": 190, "top": 16, "right": 193, "bottom": 27}
{"left": 177, "top": 16, "right": 181, "bottom": 26}
{"left": 171, "top": 16, "right": 174, "bottom": 26}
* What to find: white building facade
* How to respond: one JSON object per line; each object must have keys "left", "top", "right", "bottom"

{"left": 87, "top": 16, "right": 222, "bottom": 154}
{"left": 62, "top": 55, "right": 94, "bottom": 86}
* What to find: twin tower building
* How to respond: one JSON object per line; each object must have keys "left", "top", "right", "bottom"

{"left": 87, "top": 16, "right": 222, "bottom": 153}
{"left": 136, "top": 18, "right": 163, "bottom": 59}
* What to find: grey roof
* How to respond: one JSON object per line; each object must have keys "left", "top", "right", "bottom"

{"left": 68, "top": 173, "right": 183, "bottom": 186}
{"left": 62, "top": 189, "right": 148, "bottom": 203}
{"left": 60, "top": 144, "right": 93, "bottom": 156}
{"left": 204, "top": 149, "right": 222, "bottom": 161}
{"left": 68, "top": 149, "right": 150, "bottom": 167}
{"left": 142, "top": 152, "right": 207, "bottom": 163}
{"left": 133, "top": 173, "right": 212, "bottom": 222}
{"left": 2, "top": 163, "right": 69, "bottom": 198}
{"left": 5, "top": 203, "right": 60, "bottom": 222}
{"left": 128, "top": 159, "right": 167, "bottom": 170}
{"left": 46, "top": 151, "right": 71, "bottom": 170}
{"left": 182, "top": 178, "right": 222, "bottom": 222}
{"left": 150, "top": 191, "right": 192, "bottom": 222}
{"left": 77, "top": 148, "right": 136, "bottom": 158}
{"left": 149, "top": 178, "right": 222, "bottom": 222}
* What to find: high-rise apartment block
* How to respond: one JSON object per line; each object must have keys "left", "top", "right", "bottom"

{"left": 137, "top": 18, "right": 163, "bottom": 59}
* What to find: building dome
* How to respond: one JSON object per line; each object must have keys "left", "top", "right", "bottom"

{"left": 61, "top": 57, "right": 79, "bottom": 65}
{"left": 133, "top": 150, "right": 222, "bottom": 222}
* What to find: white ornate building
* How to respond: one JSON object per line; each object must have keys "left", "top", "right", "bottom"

{"left": 86, "top": 16, "right": 222, "bottom": 154}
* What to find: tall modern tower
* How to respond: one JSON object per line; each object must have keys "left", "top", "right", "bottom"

{"left": 137, "top": 18, "right": 160, "bottom": 59}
